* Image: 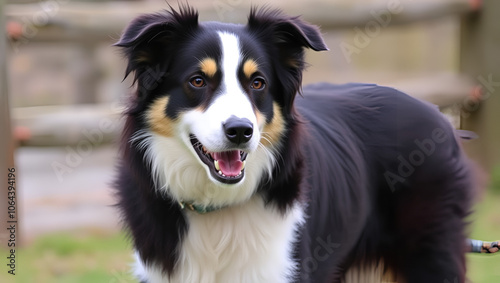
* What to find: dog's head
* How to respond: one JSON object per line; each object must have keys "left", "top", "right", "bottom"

{"left": 116, "top": 6, "right": 327, "bottom": 207}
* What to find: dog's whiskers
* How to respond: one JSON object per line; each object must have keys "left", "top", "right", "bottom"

{"left": 260, "top": 132, "right": 285, "bottom": 165}
{"left": 257, "top": 141, "right": 281, "bottom": 179}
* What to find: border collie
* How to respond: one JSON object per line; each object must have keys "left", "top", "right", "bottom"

{"left": 114, "top": 5, "right": 474, "bottom": 283}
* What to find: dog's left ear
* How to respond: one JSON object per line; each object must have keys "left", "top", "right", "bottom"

{"left": 114, "top": 5, "right": 198, "bottom": 98}
{"left": 247, "top": 8, "right": 328, "bottom": 113}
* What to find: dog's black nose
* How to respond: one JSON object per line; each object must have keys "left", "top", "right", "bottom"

{"left": 223, "top": 116, "right": 253, "bottom": 144}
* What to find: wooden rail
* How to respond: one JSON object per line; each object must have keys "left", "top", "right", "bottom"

{"left": 10, "top": 73, "right": 475, "bottom": 147}
{"left": 12, "top": 104, "right": 122, "bottom": 147}
{"left": 5, "top": 0, "right": 479, "bottom": 43}
{"left": 391, "top": 73, "right": 477, "bottom": 108}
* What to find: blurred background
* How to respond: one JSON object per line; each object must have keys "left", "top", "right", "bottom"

{"left": 1, "top": 0, "right": 499, "bottom": 282}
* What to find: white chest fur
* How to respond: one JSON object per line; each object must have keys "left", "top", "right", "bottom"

{"left": 134, "top": 197, "right": 304, "bottom": 283}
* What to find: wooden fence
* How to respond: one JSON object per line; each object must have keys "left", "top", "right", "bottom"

{"left": 3, "top": 0, "right": 498, "bottom": 168}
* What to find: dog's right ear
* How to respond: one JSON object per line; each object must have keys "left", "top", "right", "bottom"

{"left": 247, "top": 8, "right": 328, "bottom": 116}
{"left": 114, "top": 6, "right": 198, "bottom": 97}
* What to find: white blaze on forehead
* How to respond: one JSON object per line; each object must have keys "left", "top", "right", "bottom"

{"left": 218, "top": 32, "right": 243, "bottom": 92}
{"left": 214, "top": 32, "right": 256, "bottom": 124}
{"left": 216, "top": 32, "right": 259, "bottom": 129}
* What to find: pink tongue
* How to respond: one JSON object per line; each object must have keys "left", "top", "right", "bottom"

{"left": 213, "top": 150, "right": 242, "bottom": 177}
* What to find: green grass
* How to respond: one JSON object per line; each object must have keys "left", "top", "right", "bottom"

{"left": 466, "top": 188, "right": 500, "bottom": 283}
{"left": 0, "top": 230, "right": 136, "bottom": 283}
{"left": 1, "top": 180, "right": 499, "bottom": 282}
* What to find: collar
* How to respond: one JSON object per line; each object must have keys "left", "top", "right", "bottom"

{"left": 178, "top": 201, "right": 222, "bottom": 214}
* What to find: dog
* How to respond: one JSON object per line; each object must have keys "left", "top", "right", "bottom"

{"left": 114, "top": 5, "right": 475, "bottom": 283}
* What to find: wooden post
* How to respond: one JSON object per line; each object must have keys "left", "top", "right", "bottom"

{"left": 460, "top": 0, "right": 500, "bottom": 170}
{"left": 1, "top": 0, "right": 17, "bottom": 248}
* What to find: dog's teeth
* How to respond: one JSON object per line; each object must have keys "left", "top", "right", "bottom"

{"left": 241, "top": 161, "right": 246, "bottom": 170}
{"left": 214, "top": 160, "right": 220, "bottom": 171}
{"left": 218, "top": 170, "right": 223, "bottom": 175}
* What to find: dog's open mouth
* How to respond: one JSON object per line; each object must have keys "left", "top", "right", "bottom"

{"left": 190, "top": 135, "right": 248, "bottom": 184}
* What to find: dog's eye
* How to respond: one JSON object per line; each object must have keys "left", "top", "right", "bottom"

{"left": 190, "top": 76, "right": 206, "bottom": 88}
{"left": 251, "top": 78, "right": 265, "bottom": 90}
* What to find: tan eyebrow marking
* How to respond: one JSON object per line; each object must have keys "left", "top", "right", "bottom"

{"left": 199, "top": 58, "right": 217, "bottom": 78}
{"left": 243, "top": 59, "right": 259, "bottom": 79}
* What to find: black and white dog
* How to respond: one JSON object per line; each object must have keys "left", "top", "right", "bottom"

{"left": 114, "top": 5, "right": 474, "bottom": 283}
